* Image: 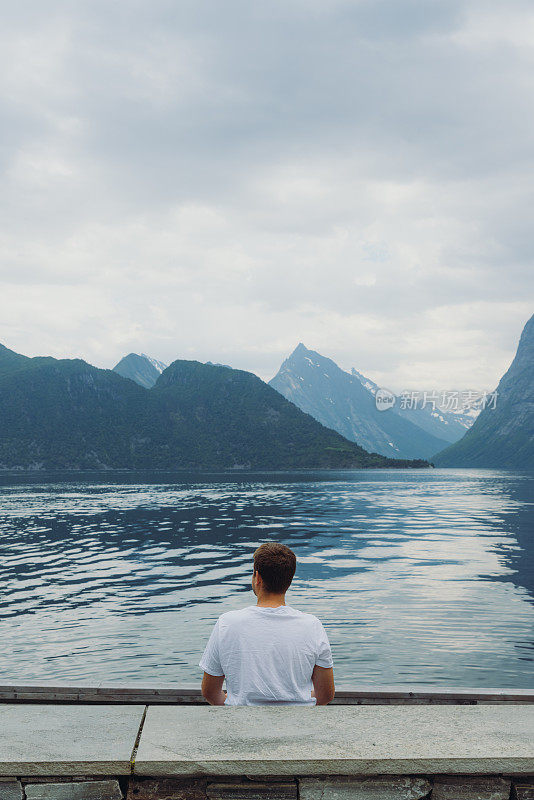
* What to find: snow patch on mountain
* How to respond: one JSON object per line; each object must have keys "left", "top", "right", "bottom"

{"left": 141, "top": 354, "right": 167, "bottom": 374}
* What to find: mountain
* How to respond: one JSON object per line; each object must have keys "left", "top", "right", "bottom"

{"left": 269, "top": 344, "right": 448, "bottom": 460}
{"left": 433, "top": 314, "right": 534, "bottom": 467}
{"left": 351, "top": 368, "right": 480, "bottom": 444}
{"left": 0, "top": 352, "right": 145, "bottom": 470}
{"left": 0, "top": 344, "right": 429, "bottom": 470}
{"left": 113, "top": 353, "right": 167, "bottom": 389}
{"left": 0, "top": 342, "right": 31, "bottom": 379}
{"left": 206, "top": 361, "right": 232, "bottom": 369}
{"left": 150, "top": 360, "right": 428, "bottom": 469}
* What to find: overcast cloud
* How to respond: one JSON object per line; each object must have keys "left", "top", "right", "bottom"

{"left": 0, "top": 0, "right": 533, "bottom": 391}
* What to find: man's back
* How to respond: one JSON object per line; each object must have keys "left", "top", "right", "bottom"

{"left": 199, "top": 604, "right": 333, "bottom": 706}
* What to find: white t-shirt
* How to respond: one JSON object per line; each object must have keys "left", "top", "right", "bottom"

{"left": 199, "top": 604, "right": 333, "bottom": 706}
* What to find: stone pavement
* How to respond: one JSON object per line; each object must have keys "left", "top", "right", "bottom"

{"left": 0, "top": 702, "right": 533, "bottom": 796}
{"left": 0, "top": 704, "right": 145, "bottom": 776}
{"left": 134, "top": 704, "right": 534, "bottom": 775}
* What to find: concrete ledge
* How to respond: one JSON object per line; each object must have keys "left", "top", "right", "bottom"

{"left": 0, "top": 682, "right": 534, "bottom": 705}
{"left": 134, "top": 705, "right": 534, "bottom": 776}
{"left": 0, "top": 704, "right": 145, "bottom": 776}
{"left": 0, "top": 684, "right": 533, "bottom": 705}
{"left": 1, "top": 702, "right": 533, "bottom": 780}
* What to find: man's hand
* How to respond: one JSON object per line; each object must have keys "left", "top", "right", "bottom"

{"left": 201, "top": 672, "right": 227, "bottom": 705}
{"left": 311, "top": 665, "right": 335, "bottom": 705}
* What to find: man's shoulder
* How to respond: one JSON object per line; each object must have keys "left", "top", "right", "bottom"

{"left": 218, "top": 606, "right": 256, "bottom": 624}
{"left": 287, "top": 607, "right": 324, "bottom": 627}
{"left": 219, "top": 605, "right": 323, "bottom": 624}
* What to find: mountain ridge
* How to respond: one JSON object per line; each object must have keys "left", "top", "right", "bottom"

{"left": 0, "top": 344, "right": 429, "bottom": 471}
{"left": 433, "top": 314, "right": 534, "bottom": 467}
{"left": 113, "top": 352, "right": 168, "bottom": 389}
{"left": 269, "top": 344, "right": 448, "bottom": 460}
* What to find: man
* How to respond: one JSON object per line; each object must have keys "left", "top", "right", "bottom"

{"left": 199, "top": 542, "right": 335, "bottom": 706}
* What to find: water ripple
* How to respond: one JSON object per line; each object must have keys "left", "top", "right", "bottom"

{"left": 0, "top": 469, "right": 532, "bottom": 686}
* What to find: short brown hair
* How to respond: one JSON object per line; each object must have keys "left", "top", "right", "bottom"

{"left": 253, "top": 542, "right": 296, "bottom": 594}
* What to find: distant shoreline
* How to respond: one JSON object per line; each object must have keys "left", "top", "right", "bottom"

{"left": 0, "top": 464, "right": 433, "bottom": 475}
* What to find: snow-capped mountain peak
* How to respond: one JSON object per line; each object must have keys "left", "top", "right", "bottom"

{"left": 113, "top": 353, "right": 168, "bottom": 389}
{"left": 141, "top": 354, "right": 167, "bottom": 374}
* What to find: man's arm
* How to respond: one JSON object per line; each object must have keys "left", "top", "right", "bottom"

{"left": 201, "top": 672, "right": 227, "bottom": 705}
{"left": 311, "top": 664, "right": 335, "bottom": 705}
{"left": 199, "top": 618, "right": 225, "bottom": 703}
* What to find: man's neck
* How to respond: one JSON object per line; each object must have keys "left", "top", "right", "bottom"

{"left": 256, "top": 594, "right": 286, "bottom": 608}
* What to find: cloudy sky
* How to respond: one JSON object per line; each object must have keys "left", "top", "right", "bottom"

{"left": 1, "top": 0, "right": 533, "bottom": 391}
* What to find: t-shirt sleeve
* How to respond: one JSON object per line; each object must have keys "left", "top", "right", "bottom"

{"left": 199, "top": 618, "right": 225, "bottom": 676}
{"left": 314, "top": 618, "right": 334, "bottom": 668}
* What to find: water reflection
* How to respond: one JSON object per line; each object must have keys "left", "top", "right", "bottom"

{"left": 0, "top": 469, "right": 532, "bottom": 686}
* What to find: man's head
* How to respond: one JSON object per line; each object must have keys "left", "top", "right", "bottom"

{"left": 252, "top": 542, "right": 297, "bottom": 596}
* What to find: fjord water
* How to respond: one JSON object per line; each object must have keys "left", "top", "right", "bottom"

{"left": 0, "top": 469, "right": 532, "bottom": 688}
